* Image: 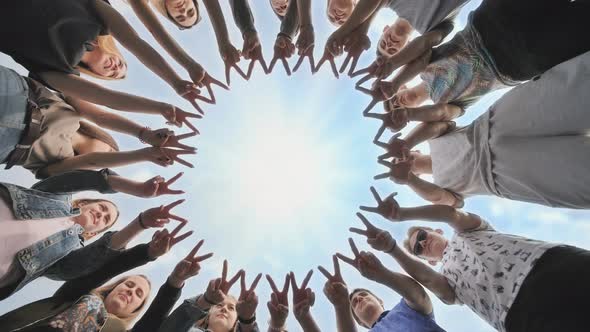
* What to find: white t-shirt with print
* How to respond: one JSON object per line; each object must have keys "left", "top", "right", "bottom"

{"left": 439, "top": 220, "right": 557, "bottom": 332}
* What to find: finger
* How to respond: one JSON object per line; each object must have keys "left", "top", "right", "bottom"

{"left": 370, "top": 186, "right": 383, "bottom": 204}
{"left": 177, "top": 132, "right": 198, "bottom": 141}
{"left": 165, "top": 172, "right": 184, "bottom": 186}
{"left": 249, "top": 273, "right": 262, "bottom": 292}
{"left": 281, "top": 58, "right": 291, "bottom": 76}
{"left": 315, "top": 56, "right": 326, "bottom": 72}
{"left": 246, "top": 59, "right": 257, "bottom": 80}
{"left": 336, "top": 253, "right": 356, "bottom": 266}
{"left": 378, "top": 159, "right": 394, "bottom": 168}
{"left": 190, "top": 93, "right": 214, "bottom": 104}
{"left": 228, "top": 270, "right": 244, "bottom": 289}
{"left": 164, "top": 199, "right": 185, "bottom": 211}
{"left": 385, "top": 192, "right": 398, "bottom": 202}
{"left": 269, "top": 56, "right": 279, "bottom": 73}
{"left": 374, "top": 140, "right": 389, "bottom": 149}
{"left": 266, "top": 274, "right": 280, "bottom": 293}
{"left": 183, "top": 119, "right": 200, "bottom": 134}
{"left": 290, "top": 271, "right": 299, "bottom": 291}
{"left": 329, "top": 58, "right": 339, "bottom": 78}
{"left": 188, "top": 99, "right": 204, "bottom": 116}
{"left": 363, "top": 112, "right": 382, "bottom": 120}
{"left": 170, "top": 140, "right": 196, "bottom": 151}
{"left": 378, "top": 151, "right": 394, "bottom": 160}
{"left": 362, "top": 100, "right": 378, "bottom": 116}
{"left": 281, "top": 274, "right": 290, "bottom": 294}
{"left": 293, "top": 54, "right": 306, "bottom": 73}
{"left": 317, "top": 265, "right": 332, "bottom": 280}
{"left": 205, "top": 82, "right": 216, "bottom": 104}
{"left": 355, "top": 86, "right": 373, "bottom": 95}
{"left": 339, "top": 53, "right": 352, "bottom": 74}
{"left": 209, "top": 75, "right": 229, "bottom": 90}
{"left": 225, "top": 64, "right": 231, "bottom": 86}
{"left": 259, "top": 55, "right": 269, "bottom": 74}
{"left": 348, "top": 238, "right": 360, "bottom": 257}
{"left": 300, "top": 269, "right": 313, "bottom": 290}
{"left": 240, "top": 271, "right": 246, "bottom": 290}
{"left": 222, "top": 260, "right": 228, "bottom": 281}
{"left": 356, "top": 73, "right": 374, "bottom": 87}
{"left": 171, "top": 231, "right": 193, "bottom": 245}
{"left": 349, "top": 227, "right": 369, "bottom": 236}
{"left": 308, "top": 53, "right": 316, "bottom": 74}
{"left": 348, "top": 55, "right": 360, "bottom": 77}
{"left": 359, "top": 205, "right": 380, "bottom": 213}
{"left": 172, "top": 154, "right": 194, "bottom": 168}
{"left": 195, "top": 252, "right": 214, "bottom": 262}
{"left": 169, "top": 213, "right": 188, "bottom": 223}
{"left": 169, "top": 222, "right": 186, "bottom": 237}
{"left": 332, "top": 255, "right": 341, "bottom": 277}
{"left": 187, "top": 239, "right": 204, "bottom": 259}
{"left": 351, "top": 66, "right": 371, "bottom": 78}
{"left": 356, "top": 212, "right": 375, "bottom": 230}
{"left": 233, "top": 64, "right": 248, "bottom": 80}
{"left": 373, "top": 123, "right": 387, "bottom": 142}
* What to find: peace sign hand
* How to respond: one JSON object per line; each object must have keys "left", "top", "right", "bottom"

{"left": 220, "top": 43, "right": 248, "bottom": 86}
{"left": 161, "top": 104, "right": 203, "bottom": 130}
{"left": 290, "top": 270, "right": 315, "bottom": 320}
{"left": 142, "top": 147, "right": 196, "bottom": 168}
{"left": 236, "top": 272, "right": 262, "bottom": 321}
{"left": 269, "top": 35, "right": 295, "bottom": 76}
{"left": 141, "top": 199, "right": 188, "bottom": 228}
{"left": 128, "top": 172, "right": 184, "bottom": 198}
{"left": 200, "top": 72, "right": 229, "bottom": 105}
{"left": 168, "top": 240, "right": 214, "bottom": 288}
{"left": 205, "top": 260, "right": 244, "bottom": 305}
{"left": 293, "top": 25, "right": 315, "bottom": 74}
{"left": 337, "top": 239, "right": 387, "bottom": 282}
{"left": 147, "top": 222, "right": 193, "bottom": 259}
{"left": 173, "top": 80, "right": 214, "bottom": 115}
{"left": 374, "top": 158, "right": 413, "bottom": 184}
{"left": 350, "top": 213, "right": 397, "bottom": 253}
{"left": 266, "top": 273, "right": 290, "bottom": 328}
{"left": 315, "top": 48, "right": 339, "bottom": 79}
{"left": 352, "top": 56, "right": 399, "bottom": 86}
{"left": 373, "top": 132, "right": 409, "bottom": 160}
{"left": 242, "top": 31, "right": 269, "bottom": 79}
{"left": 359, "top": 186, "right": 401, "bottom": 221}
{"left": 339, "top": 32, "right": 371, "bottom": 77}
{"left": 318, "top": 255, "right": 349, "bottom": 308}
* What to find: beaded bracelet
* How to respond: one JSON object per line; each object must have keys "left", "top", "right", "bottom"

{"left": 138, "top": 126, "right": 150, "bottom": 144}
{"left": 138, "top": 212, "right": 148, "bottom": 229}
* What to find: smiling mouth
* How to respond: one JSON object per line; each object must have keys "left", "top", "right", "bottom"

{"left": 118, "top": 293, "right": 130, "bottom": 304}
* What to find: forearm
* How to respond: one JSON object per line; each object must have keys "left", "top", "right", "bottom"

{"left": 404, "top": 121, "right": 449, "bottom": 149}
{"left": 109, "top": 216, "right": 144, "bottom": 250}
{"left": 132, "top": 281, "right": 183, "bottom": 332}
{"left": 203, "top": 0, "right": 232, "bottom": 45}
{"left": 376, "top": 269, "right": 431, "bottom": 314}
{"left": 32, "top": 169, "right": 117, "bottom": 194}
{"left": 407, "top": 103, "right": 462, "bottom": 122}
{"left": 390, "top": 49, "right": 432, "bottom": 92}
{"left": 398, "top": 204, "right": 459, "bottom": 224}
{"left": 230, "top": 0, "right": 257, "bottom": 35}
{"left": 297, "top": 313, "right": 321, "bottom": 332}
{"left": 386, "top": 29, "right": 442, "bottom": 70}
{"left": 407, "top": 173, "right": 461, "bottom": 206}
{"left": 297, "top": 0, "right": 312, "bottom": 27}
{"left": 280, "top": 0, "right": 299, "bottom": 39}
{"left": 129, "top": 0, "right": 197, "bottom": 68}
{"left": 67, "top": 97, "right": 144, "bottom": 138}
{"left": 334, "top": 305, "right": 358, "bottom": 332}
{"left": 338, "top": 0, "right": 384, "bottom": 35}
{"left": 42, "top": 150, "right": 145, "bottom": 177}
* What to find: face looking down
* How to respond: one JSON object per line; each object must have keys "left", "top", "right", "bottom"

{"left": 351, "top": 289, "right": 384, "bottom": 327}
{"left": 103, "top": 276, "right": 151, "bottom": 318}
{"left": 378, "top": 19, "right": 413, "bottom": 57}
{"left": 408, "top": 228, "right": 448, "bottom": 263}
{"left": 270, "top": 0, "right": 289, "bottom": 17}
{"left": 72, "top": 200, "right": 118, "bottom": 236}
{"left": 166, "top": 0, "right": 199, "bottom": 27}
{"left": 327, "top": 0, "right": 357, "bottom": 26}
{"left": 83, "top": 47, "right": 127, "bottom": 79}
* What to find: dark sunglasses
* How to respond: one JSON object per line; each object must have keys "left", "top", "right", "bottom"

{"left": 413, "top": 229, "right": 427, "bottom": 256}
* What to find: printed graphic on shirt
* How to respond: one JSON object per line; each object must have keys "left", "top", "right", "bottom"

{"left": 48, "top": 294, "right": 107, "bottom": 332}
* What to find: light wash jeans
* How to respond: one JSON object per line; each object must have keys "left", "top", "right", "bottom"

{"left": 0, "top": 65, "right": 28, "bottom": 163}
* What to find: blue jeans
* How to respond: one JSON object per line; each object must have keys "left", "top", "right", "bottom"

{"left": 0, "top": 66, "right": 27, "bottom": 163}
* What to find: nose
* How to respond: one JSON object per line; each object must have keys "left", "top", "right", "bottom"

{"left": 219, "top": 306, "right": 228, "bottom": 313}
{"left": 419, "top": 239, "right": 427, "bottom": 250}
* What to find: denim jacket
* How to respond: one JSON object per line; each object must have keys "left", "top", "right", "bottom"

{"left": 0, "top": 170, "right": 121, "bottom": 299}
{"left": 158, "top": 295, "right": 260, "bottom": 332}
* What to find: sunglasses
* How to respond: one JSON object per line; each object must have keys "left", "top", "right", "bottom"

{"left": 413, "top": 229, "right": 427, "bottom": 256}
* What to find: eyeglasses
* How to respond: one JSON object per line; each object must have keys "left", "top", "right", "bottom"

{"left": 413, "top": 229, "right": 427, "bottom": 256}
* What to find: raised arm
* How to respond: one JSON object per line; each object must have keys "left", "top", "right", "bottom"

{"left": 280, "top": 0, "right": 300, "bottom": 40}
{"left": 230, "top": 0, "right": 257, "bottom": 35}
{"left": 318, "top": 256, "right": 358, "bottom": 332}
{"left": 407, "top": 173, "right": 464, "bottom": 207}
{"left": 338, "top": 0, "right": 384, "bottom": 35}
{"left": 291, "top": 271, "right": 322, "bottom": 332}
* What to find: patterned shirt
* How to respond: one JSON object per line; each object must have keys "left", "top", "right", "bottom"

{"left": 440, "top": 220, "right": 556, "bottom": 331}
{"left": 420, "top": 13, "right": 518, "bottom": 109}
{"left": 47, "top": 294, "right": 108, "bottom": 332}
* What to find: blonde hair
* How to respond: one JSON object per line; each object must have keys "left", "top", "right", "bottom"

{"left": 72, "top": 198, "right": 121, "bottom": 239}
{"left": 92, "top": 275, "right": 152, "bottom": 328}
{"left": 195, "top": 295, "right": 239, "bottom": 332}
{"left": 77, "top": 121, "right": 120, "bottom": 153}
{"left": 77, "top": 35, "right": 126, "bottom": 80}
{"left": 151, "top": 0, "right": 201, "bottom": 30}
{"left": 403, "top": 226, "right": 434, "bottom": 255}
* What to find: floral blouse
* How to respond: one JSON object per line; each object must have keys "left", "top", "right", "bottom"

{"left": 47, "top": 294, "right": 108, "bottom": 332}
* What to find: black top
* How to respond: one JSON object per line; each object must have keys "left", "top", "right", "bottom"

{"left": 0, "top": 0, "right": 108, "bottom": 79}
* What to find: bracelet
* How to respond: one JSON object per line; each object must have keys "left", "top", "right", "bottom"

{"left": 138, "top": 212, "right": 148, "bottom": 229}
{"left": 277, "top": 32, "right": 292, "bottom": 41}
{"left": 238, "top": 315, "right": 256, "bottom": 325}
{"left": 386, "top": 239, "right": 397, "bottom": 253}
{"left": 138, "top": 126, "right": 150, "bottom": 144}
{"left": 267, "top": 322, "right": 287, "bottom": 332}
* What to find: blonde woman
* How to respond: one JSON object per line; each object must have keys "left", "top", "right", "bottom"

{"left": 0, "top": 227, "right": 202, "bottom": 331}
{"left": 0, "top": 0, "right": 210, "bottom": 111}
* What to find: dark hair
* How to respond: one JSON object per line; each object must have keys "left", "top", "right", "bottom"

{"left": 77, "top": 121, "right": 119, "bottom": 152}
{"left": 160, "top": 0, "right": 201, "bottom": 30}
{"left": 349, "top": 288, "right": 384, "bottom": 328}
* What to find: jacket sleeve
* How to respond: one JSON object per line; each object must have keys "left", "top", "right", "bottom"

{"left": 31, "top": 168, "right": 118, "bottom": 194}
{"left": 229, "top": 0, "right": 256, "bottom": 35}
{"left": 157, "top": 295, "right": 210, "bottom": 332}
{"left": 279, "top": 0, "right": 299, "bottom": 39}
{"left": 53, "top": 244, "right": 154, "bottom": 301}
{"left": 131, "top": 281, "right": 183, "bottom": 332}
{"left": 44, "top": 231, "right": 124, "bottom": 281}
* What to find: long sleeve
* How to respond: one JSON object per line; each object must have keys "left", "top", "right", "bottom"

{"left": 53, "top": 244, "right": 153, "bottom": 301}
{"left": 131, "top": 281, "right": 183, "bottom": 332}
{"left": 229, "top": 0, "right": 256, "bottom": 35}
{"left": 157, "top": 295, "right": 209, "bottom": 332}
{"left": 279, "top": 0, "right": 299, "bottom": 39}
{"left": 31, "top": 168, "right": 118, "bottom": 194}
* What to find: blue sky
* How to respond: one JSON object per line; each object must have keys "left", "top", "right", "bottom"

{"left": 2, "top": 1, "right": 589, "bottom": 331}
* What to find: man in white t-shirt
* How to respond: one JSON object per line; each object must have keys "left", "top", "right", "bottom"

{"left": 357, "top": 186, "right": 590, "bottom": 332}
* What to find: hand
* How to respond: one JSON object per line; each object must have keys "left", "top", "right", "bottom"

{"left": 236, "top": 272, "right": 262, "bottom": 320}
{"left": 337, "top": 239, "right": 388, "bottom": 282}
{"left": 374, "top": 158, "right": 413, "bottom": 184}
{"left": 339, "top": 31, "right": 371, "bottom": 76}
{"left": 160, "top": 104, "right": 202, "bottom": 131}
{"left": 186, "top": 62, "right": 206, "bottom": 88}
{"left": 359, "top": 186, "right": 401, "bottom": 221}
{"left": 315, "top": 47, "right": 339, "bottom": 78}
{"left": 140, "top": 147, "right": 197, "bottom": 168}
{"left": 200, "top": 72, "right": 229, "bottom": 104}
{"left": 363, "top": 106, "right": 407, "bottom": 140}
{"left": 173, "top": 80, "right": 213, "bottom": 114}
{"left": 373, "top": 132, "right": 409, "bottom": 159}
{"left": 242, "top": 31, "right": 268, "bottom": 78}
{"left": 168, "top": 239, "right": 214, "bottom": 288}
{"left": 143, "top": 129, "right": 198, "bottom": 148}
{"left": 205, "top": 260, "right": 244, "bottom": 304}
{"left": 269, "top": 35, "right": 295, "bottom": 76}
{"left": 141, "top": 199, "right": 188, "bottom": 228}
{"left": 350, "top": 213, "right": 397, "bottom": 253}
{"left": 352, "top": 56, "right": 400, "bottom": 85}
{"left": 220, "top": 42, "right": 247, "bottom": 85}
{"left": 318, "top": 255, "right": 349, "bottom": 308}
{"left": 266, "top": 273, "right": 290, "bottom": 328}
{"left": 290, "top": 270, "right": 315, "bottom": 320}
{"left": 147, "top": 223, "right": 192, "bottom": 259}
{"left": 356, "top": 84, "right": 388, "bottom": 117}
{"left": 325, "top": 29, "right": 346, "bottom": 57}
{"left": 293, "top": 25, "right": 315, "bottom": 74}
{"left": 128, "top": 172, "right": 185, "bottom": 198}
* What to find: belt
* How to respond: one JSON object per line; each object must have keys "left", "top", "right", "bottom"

{"left": 4, "top": 86, "right": 43, "bottom": 169}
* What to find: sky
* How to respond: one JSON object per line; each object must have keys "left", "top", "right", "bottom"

{"left": 1, "top": 1, "right": 590, "bottom": 331}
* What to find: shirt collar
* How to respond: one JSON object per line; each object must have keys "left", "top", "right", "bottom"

{"left": 371, "top": 310, "right": 390, "bottom": 328}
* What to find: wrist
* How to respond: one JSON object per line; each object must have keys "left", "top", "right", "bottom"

{"left": 167, "top": 275, "right": 185, "bottom": 289}
{"left": 385, "top": 239, "right": 397, "bottom": 253}
{"left": 238, "top": 314, "right": 256, "bottom": 325}
{"left": 268, "top": 319, "right": 286, "bottom": 331}
{"left": 196, "top": 294, "right": 213, "bottom": 310}
{"left": 138, "top": 127, "right": 150, "bottom": 144}
{"left": 138, "top": 212, "right": 148, "bottom": 229}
